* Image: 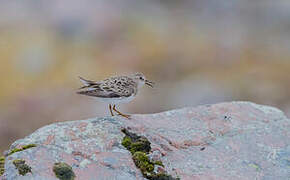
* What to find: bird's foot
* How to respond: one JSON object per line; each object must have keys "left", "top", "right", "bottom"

{"left": 117, "top": 112, "right": 131, "bottom": 119}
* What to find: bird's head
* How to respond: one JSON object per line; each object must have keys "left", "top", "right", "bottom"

{"left": 132, "top": 73, "right": 154, "bottom": 88}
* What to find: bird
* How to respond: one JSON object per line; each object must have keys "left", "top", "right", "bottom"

{"left": 76, "top": 73, "right": 154, "bottom": 118}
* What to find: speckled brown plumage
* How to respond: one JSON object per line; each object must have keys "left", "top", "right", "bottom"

{"left": 77, "top": 73, "right": 154, "bottom": 118}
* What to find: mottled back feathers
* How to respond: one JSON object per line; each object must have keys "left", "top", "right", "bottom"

{"left": 77, "top": 76, "right": 138, "bottom": 98}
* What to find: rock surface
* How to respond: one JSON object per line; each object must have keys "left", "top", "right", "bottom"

{"left": 1, "top": 102, "right": 290, "bottom": 180}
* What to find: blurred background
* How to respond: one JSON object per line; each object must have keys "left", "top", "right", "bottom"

{"left": 0, "top": 0, "right": 290, "bottom": 153}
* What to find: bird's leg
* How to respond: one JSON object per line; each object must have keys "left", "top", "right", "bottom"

{"left": 109, "top": 104, "right": 114, "bottom": 116}
{"left": 113, "top": 105, "right": 130, "bottom": 119}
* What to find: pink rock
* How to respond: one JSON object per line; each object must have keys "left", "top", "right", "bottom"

{"left": 1, "top": 102, "right": 290, "bottom": 179}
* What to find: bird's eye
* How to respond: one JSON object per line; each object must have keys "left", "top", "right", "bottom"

{"left": 139, "top": 77, "right": 143, "bottom": 80}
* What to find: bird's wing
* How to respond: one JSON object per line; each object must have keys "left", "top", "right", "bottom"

{"left": 98, "top": 78, "right": 136, "bottom": 98}
{"left": 77, "top": 77, "right": 135, "bottom": 98}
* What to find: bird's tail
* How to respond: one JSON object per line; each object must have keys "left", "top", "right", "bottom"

{"left": 78, "top": 76, "right": 97, "bottom": 89}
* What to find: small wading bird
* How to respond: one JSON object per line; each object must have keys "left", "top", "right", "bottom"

{"left": 77, "top": 73, "right": 154, "bottom": 118}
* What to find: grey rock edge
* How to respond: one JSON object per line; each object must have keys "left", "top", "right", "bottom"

{"left": 1, "top": 101, "right": 290, "bottom": 180}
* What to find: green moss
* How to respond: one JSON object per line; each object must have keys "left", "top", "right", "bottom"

{"left": 121, "top": 128, "right": 151, "bottom": 154}
{"left": 121, "top": 136, "right": 132, "bottom": 149}
{"left": 12, "top": 159, "right": 32, "bottom": 176}
{"left": 130, "top": 137, "right": 151, "bottom": 154}
{"left": 8, "top": 144, "right": 37, "bottom": 156}
{"left": 121, "top": 128, "right": 178, "bottom": 180}
{"left": 1, "top": 144, "right": 36, "bottom": 176}
{"left": 53, "top": 162, "right": 75, "bottom": 180}
{"left": 133, "top": 152, "right": 154, "bottom": 174}
{"left": 0, "top": 156, "right": 5, "bottom": 176}
{"left": 154, "top": 160, "right": 164, "bottom": 167}
{"left": 132, "top": 151, "right": 177, "bottom": 180}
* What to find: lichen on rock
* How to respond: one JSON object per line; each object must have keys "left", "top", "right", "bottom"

{"left": 0, "top": 156, "right": 5, "bottom": 176}
{"left": 121, "top": 128, "right": 151, "bottom": 154}
{"left": 12, "top": 159, "right": 32, "bottom": 176}
{"left": 154, "top": 161, "right": 164, "bottom": 167}
{"left": 53, "top": 162, "right": 75, "bottom": 180}
{"left": 121, "top": 128, "right": 178, "bottom": 180}
{"left": 8, "top": 144, "right": 37, "bottom": 156}
{"left": 133, "top": 152, "right": 154, "bottom": 175}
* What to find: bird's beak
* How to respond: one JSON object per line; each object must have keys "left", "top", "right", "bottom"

{"left": 145, "top": 80, "right": 154, "bottom": 88}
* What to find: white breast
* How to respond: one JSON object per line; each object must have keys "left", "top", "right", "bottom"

{"left": 94, "top": 95, "right": 136, "bottom": 104}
